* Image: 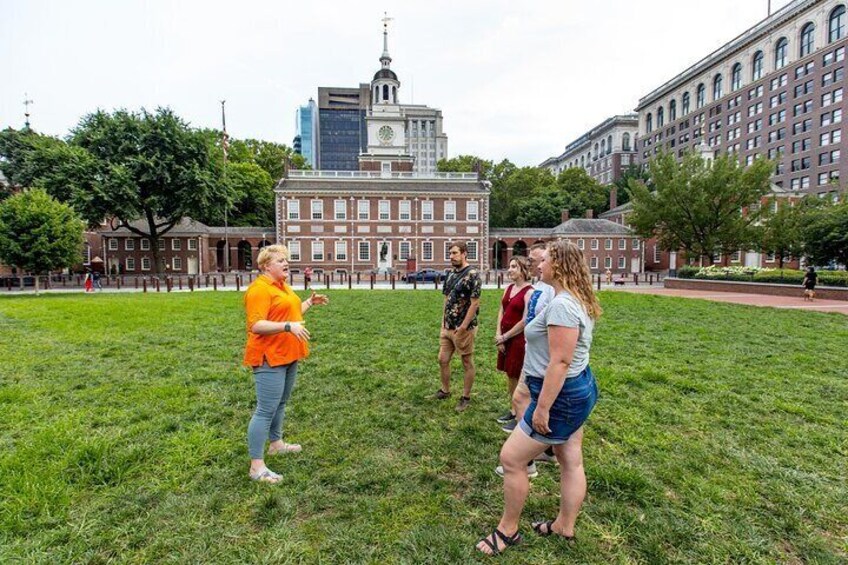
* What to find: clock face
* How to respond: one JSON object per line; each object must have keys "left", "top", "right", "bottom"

{"left": 378, "top": 125, "right": 395, "bottom": 144}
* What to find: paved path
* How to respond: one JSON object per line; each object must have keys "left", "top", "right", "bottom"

{"left": 612, "top": 285, "right": 848, "bottom": 315}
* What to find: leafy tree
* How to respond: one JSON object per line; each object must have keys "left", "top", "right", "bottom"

{"left": 0, "top": 189, "right": 84, "bottom": 294}
{"left": 628, "top": 151, "right": 773, "bottom": 262}
{"left": 612, "top": 164, "right": 650, "bottom": 208}
{"left": 0, "top": 129, "right": 98, "bottom": 206}
{"left": 514, "top": 186, "right": 569, "bottom": 227}
{"left": 218, "top": 162, "right": 274, "bottom": 227}
{"left": 70, "top": 108, "right": 221, "bottom": 275}
{"left": 757, "top": 197, "right": 810, "bottom": 268}
{"left": 556, "top": 168, "right": 608, "bottom": 217}
{"left": 437, "top": 154, "right": 493, "bottom": 177}
{"left": 802, "top": 198, "right": 848, "bottom": 266}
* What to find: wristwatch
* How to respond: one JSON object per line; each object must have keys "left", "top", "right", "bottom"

{"left": 284, "top": 322, "right": 291, "bottom": 332}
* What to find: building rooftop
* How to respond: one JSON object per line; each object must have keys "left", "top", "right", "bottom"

{"left": 277, "top": 170, "right": 489, "bottom": 193}
{"left": 551, "top": 218, "right": 634, "bottom": 235}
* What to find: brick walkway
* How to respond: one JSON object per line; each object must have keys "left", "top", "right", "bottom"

{"left": 613, "top": 285, "right": 848, "bottom": 315}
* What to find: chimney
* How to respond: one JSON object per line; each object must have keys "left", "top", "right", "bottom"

{"left": 609, "top": 187, "right": 618, "bottom": 210}
{"left": 561, "top": 210, "right": 570, "bottom": 223}
{"left": 585, "top": 209, "right": 594, "bottom": 219}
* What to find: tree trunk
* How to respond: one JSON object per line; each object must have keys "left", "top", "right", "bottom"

{"left": 34, "top": 273, "right": 40, "bottom": 296}
{"left": 18, "top": 266, "right": 23, "bottom": 290}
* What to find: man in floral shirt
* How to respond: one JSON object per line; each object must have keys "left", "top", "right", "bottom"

{"left": 436, "top": 242, "right": 482, "bottom": 412}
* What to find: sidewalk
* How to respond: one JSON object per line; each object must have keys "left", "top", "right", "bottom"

{"left": 612, "top": 285, "right": 848, "bottom": 315}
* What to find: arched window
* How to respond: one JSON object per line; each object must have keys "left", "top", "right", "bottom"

{"left": 594, "top": 143, "right": 599, "bottom": 159}
{"left": 607, "top": 135, "right": 612, "bottom": 154}
{"left": 392, "top": 86, "right": 397, "bottom": 103}
{"left": 697, "top": 83, "right": 706, "bottom": 108}
{"left": 731, "top": 63, "right": 742, "bottom": 91}
{"left": 646, "top": 113, "right": 653, "bottom": 133}
{"left": 752, "top": 51, "right": 764, "bottom": 80}
{"left": 382, "top": 84, "right": 389, "bottom": 101}
{"left": 682, "top": 92, "right": 690, "bottom": 115}
{"left": 669, "top": 99, "right": 677, "bottom": 121}
{"left": 830, "top": 5, "right": 846, "bottom": 43}
{"left": 713, "top": 74, "right": 723, "bottom": 101}
{"left": 775, "top": 37, "right": 788, "bottom": 69}
{"left": 374, "top": 86, "right": 378, "bottom": 101}
{"left": 800, "top": 23, "right": 815, "bottom": 57}
{"left": 601, "top": 139, "right": 606, "bottom": 154}
{"left": 622, "top": 133, "right": 631, "bottom": 151}
{"left": 657, "top": 106, "right": 664, "bottom": 127}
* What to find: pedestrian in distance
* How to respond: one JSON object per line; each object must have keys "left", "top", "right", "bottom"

{"left": 802, "top": 266, "right": 817, "bottom": 301}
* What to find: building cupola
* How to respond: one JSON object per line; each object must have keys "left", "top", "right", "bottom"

{"left": 372, "top": 13, "right": 400, "bottom": 105}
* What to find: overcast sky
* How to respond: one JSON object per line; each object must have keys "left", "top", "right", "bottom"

{"left": 2, "top": 0, "right": 793, "bottom": 166}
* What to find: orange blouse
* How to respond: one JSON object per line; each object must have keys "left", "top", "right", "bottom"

{"left": 243, "top": 275, "right": 309, "bottom": 367}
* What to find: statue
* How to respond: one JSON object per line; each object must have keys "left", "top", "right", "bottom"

{"left": 380, "top": 242, "right": 389, "bottom": 262}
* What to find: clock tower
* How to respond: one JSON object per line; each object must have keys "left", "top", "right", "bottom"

{"left": 359, "top": 14, "right": 414, "bottom": 175}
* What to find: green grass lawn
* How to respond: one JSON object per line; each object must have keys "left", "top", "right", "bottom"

{"left": 1, "top": 290, "right": 846, "bottom": 564}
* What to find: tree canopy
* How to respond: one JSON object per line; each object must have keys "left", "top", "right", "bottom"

{"left": 627, "top": 152, "right": 774, "bottom": 262}
{"left": 802, "top": 198, "right": 848, "bottom": 266}
{"left": 0, "top": 189, "right": 84, "bottom": 293}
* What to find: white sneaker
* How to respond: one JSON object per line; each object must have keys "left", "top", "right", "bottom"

{"left": 495, "top": 462, "right": 538, "bottom": 478}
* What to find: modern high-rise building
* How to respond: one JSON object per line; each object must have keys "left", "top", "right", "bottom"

{"left": 539, "top": 114, "right": 639, "bottom": 185}
{"left": 636, "top": 0, "right": 848, "bottom": 199}
{"left": 309, "top": 21, "right": 448, "bottom": 172}
{"left": 294, "top": 98, "right": 318, "bottom": 168}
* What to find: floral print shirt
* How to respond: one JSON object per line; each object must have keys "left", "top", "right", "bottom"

{"left": 442, "top": 265, "right": 482, "bottom": 329}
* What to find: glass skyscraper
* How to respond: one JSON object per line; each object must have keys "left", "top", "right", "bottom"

{"left": 294, "top": 99, "right": 317, "bottom": 168}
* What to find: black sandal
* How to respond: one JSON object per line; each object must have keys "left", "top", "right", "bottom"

{"left": 532, "top": 520, "right": 575, "bottom": 541}
{"left": 476, "top": 528, "right": 523, "bottom": 555}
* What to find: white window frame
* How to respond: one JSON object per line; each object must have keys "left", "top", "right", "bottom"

{"left": 358, "top": 200, "right": 370, "bottom": 220}
{"left": 605, "top": 238, "right": 613, "bottom": 250}
{"left": 287, "top": 199, "right": 300, "bottom": 220}
{"left": 654, "top": 246, "right": 661, "bottom": 263}
{"left": 358, "top": 241, "right": 370, "bottom": 261}
{"left": 399, "top": 200, "right": 411, "bottom": 221}
{"left": 467, "top": 241, "right": 478, "bottom": 261}
{"left": 188, "top": 239, "right": 198, "bottom": 251}
{"left": 444, "top": 242, "right": 452, "bottom": 260}
{"left": 618, "top": 256, "right": 626, "bottom": 269}
{"left": 311, "top": 199, "right": 323, "bottom": 220}
{"left": 399, "top": 241, "right": 411, "bottom": 260}
{"left": 334, "top": 200, "right": 347, "bottom": 220}
{"left": 171, "top": 239, "right": 182, "bottom": 251}
{"left": 172, "top": 257, "right": 182, "bottom": 271}
{"left": 108, "top": 238, "right": 118, "bottom": 251}
{"left": 590, "top": 256, "right": 598, "bottom": 269}
{"left": 591, "top": 239, "right": 599, "bottom": 250}
{"left": 466, "top": 200, "right": 479, "bottom": 221}
{"left": 379, "top": 200, "right": 390, "bottom": 220}
{"left": 422, "top": 200, "right": 433, "bottom": 221}
{"left": 288, "top": 240, "right": 301, "bottom": 261}
{"left": 141, "top": 257, "right": 151, "bottom": 271}
{"left": 125, "top": 257, "right": 135, "bottom": 271}
{"left": 577, "top": 239, "right": 585, "bottom": 250}
{"left": 422, "top": 241, "right": 433, "bottom": 261}
{"left": 140, "top": 238, "right": 151, "bottom": 251}
{"left": 124, "top": 239, "right": 135, "bottom": 251}
{"left": 633, "top": 239, "right": 640, "bottom": 250}
{"left": 335, "top": 240, "right": 347, "bottom": 262}
{"left": 312, "top": 240, "right": 324, "bottom": 262}
{"left": 158, "top": 239, "right": 166, "bottom": 251}
{"left": 604, "top": 256, "right": 612, "bottom": 269}
{"left": 444, "top": 201, "right": 456, "bottom": 221}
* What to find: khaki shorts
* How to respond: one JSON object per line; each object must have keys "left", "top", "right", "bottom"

{"left": 439, "top": 327, "right": 477, "bottom": 358}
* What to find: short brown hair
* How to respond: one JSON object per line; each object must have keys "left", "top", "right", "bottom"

{"left": 529, "top": 242, "right": 547, "bottom": 251}
{"left": 449, "top": 242, "right": 468, "bottom": 254}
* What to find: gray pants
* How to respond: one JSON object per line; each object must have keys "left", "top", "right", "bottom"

{"left": 247, "top": 361, "right": 298, "bottom": 459}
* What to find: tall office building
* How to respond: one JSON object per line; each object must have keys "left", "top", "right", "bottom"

{"left": 294, "top": 98, "right": 318, "bottom": 168}
{"left": 311, "top": 21, "right": 448, "bottom": 172}
{"left": 636, "top": 0, "right": 848, "bottom": 199}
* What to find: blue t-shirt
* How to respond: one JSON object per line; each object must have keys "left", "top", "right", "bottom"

{"left": 523, "top": 291, "right": 593, "bottom": 379}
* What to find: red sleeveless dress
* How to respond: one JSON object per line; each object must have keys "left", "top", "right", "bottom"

{"left": 496, "top": 284, "right": 532, "bottom": 379}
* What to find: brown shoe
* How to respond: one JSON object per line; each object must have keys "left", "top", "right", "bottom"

{"left": 434, "top": 389, "right": 451, "bottom": 400}
{"left": 456, "top": 396, "right": 471, "bottom": 412}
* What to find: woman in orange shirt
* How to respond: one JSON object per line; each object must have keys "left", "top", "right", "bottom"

{"left": 244, "top": 244, "right": 328, "bottom": 484}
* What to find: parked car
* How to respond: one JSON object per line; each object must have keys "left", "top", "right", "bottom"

{"left": 403, "top": 268, "right": 445, "bottom": 283}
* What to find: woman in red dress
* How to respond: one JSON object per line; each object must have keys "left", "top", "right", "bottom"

{"left": 494, "top": 257, "right": 532, "bottom": 424}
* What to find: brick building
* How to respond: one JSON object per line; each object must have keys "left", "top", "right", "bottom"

{"left": 491, "top": 210, "right": 643, "bottom": 274}
{"left": 275, "top": 170, "right": 490, "bottom": 274}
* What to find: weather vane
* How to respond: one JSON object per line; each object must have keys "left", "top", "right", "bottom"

{"left": 23, "top": 93, "right": 34, "bottom": 130}
{"left": 382, "top": 11, "right": 393, "bottom": 30}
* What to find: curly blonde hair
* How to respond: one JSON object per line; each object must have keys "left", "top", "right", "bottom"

{"left": 509, "top": 256, "right": 531, "bottom": 282}
{"left": 546, "top": 240, "right": 602, "bottom": 320}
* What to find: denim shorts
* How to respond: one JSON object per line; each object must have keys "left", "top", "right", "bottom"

{"left": 518, "top": 366, "right": 598, "bottom": 445}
